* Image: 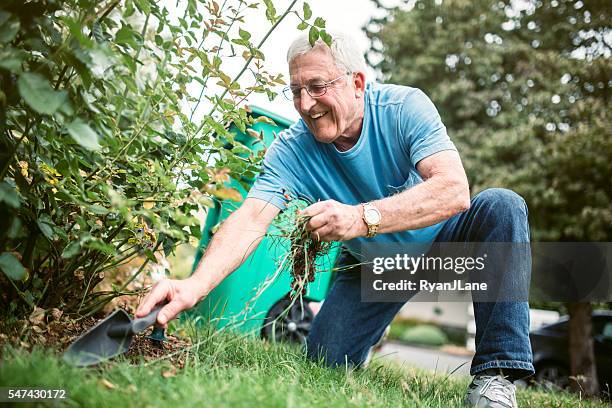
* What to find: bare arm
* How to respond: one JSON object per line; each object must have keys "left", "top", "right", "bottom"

{"left": 303, "top": 150, "right": 470, "bottom": 240}
{"left": 192, "top": 198, "right": 281, "bottom": 294}
{"left": 373, "top": 150, "right": 470, "bottom": 233}
{"left": 136, "top": 197, "right": 280, "bottom": 324}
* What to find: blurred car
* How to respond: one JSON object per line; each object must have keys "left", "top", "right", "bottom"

{"left": 529, "top": 310, "right": 612, "bottom": 391}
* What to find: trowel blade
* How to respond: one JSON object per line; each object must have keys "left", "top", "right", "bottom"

{"left": 63, "top": 309, "right": 134, "bottom": 367}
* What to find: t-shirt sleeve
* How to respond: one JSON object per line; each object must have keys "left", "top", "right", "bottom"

{"left": 246, "top": 135, "right": 297, "bottom": 210}
{"left": 399, "top": 89, "right": 456, "bottom": 166}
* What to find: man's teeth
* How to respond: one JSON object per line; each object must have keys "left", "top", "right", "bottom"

{"left": 310, "top": 112, "right": 327, "bottom": 119}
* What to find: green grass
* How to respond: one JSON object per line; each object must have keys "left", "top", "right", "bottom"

{"left": 0, "top": 326, "right": 606, "bottom": 407}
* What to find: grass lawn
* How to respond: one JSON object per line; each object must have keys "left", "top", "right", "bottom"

{"left": 0, "top": 325, "right": 606, "bottom": 407}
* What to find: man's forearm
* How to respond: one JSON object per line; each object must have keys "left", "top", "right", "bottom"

{"left": 189, "top": 201, "right": 278, "bottom": 298}
{"left": 373, "top": 174, "right": 470, "bottom": 234}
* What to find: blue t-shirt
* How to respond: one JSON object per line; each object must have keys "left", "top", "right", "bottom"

{"left": 247, "top": 82, "right": 457, "bottom": 258}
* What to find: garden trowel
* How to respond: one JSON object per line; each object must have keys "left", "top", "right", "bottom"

{"left": 63, "top": 304, "right": 166, "bottom": 367}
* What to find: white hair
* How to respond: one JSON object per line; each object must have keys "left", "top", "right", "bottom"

{"left": 286, "top": 31, "right": 368, "bottom": 79}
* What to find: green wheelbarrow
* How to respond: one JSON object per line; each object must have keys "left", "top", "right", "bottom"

{"left": 183, "top": 106, "right": 341, "bottom": 345}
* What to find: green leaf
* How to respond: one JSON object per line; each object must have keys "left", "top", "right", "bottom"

{"left": 61, "top": 241, "right": 81, "bottom": 259}
{"left": 263, "top": 0, "right": 276, "bottom": 23}
{"left": 314, "top": 17, "right": 326, "bottom": 28}
{"left": 143, "top": 249, "right": 157, "bottom": 263}
{"left": 62, "top": 17, "right": 94, "bottom": 48}
{"left": 189, "top": 224, "right": 202, "bottom": 239}
{"left": 88, "top": 204, "right": 109, "bottom": 215}
{"left": 0, "top": 12, "right": 20, "bottom": 44}
{"left": 320, "top": 30, "right": 332, "bottom": 46}
{"left": 303, "top": 3, "right": 312, "bottom": 20}
{"left": 115, "top": 26, "right": 140, "bottom": 48}
{"left": 66, "top": 119, "right": 101, "bottom": 151}
{"left": 134, "top": 0, "right": 151, "bottom": 14}
{"left": 0, "top": 182, "right": 20, "bottom": 208}
{"left": 308, "top": 27, "right": 319, "bottom": 46}
{"left": 92, "top": 21, "right": 105, "bottom": 43}
{"left": 85, "top": 239, "right": 116, "bottom": 255}
{"left": 297, "top": 21, "right": 308, "bottom": 31}
{"left": 0, "top": 47, "right": 25, "bottom": 72}
{"left": 0, "top": 253, "right": 26, "bottom": 281}
{"left": 162, "top": 235, "right": 175, "bottom": 256}
{"left": 7, "top": 217, "right": 22, "bottom": 239}
{"left": 17, "top": 73, "right": 67, "bottom": 115}
{"left": 37, "top": 219, "right": 54, "bottom": 240}
{"left": 231, "top": 38, "right": 249, "bottom": 47}
{"left": 238, "top": 28, "right": 251, "bottom": 41}
{"left": 125, "top": 0, "right": 135, "bottom": 17}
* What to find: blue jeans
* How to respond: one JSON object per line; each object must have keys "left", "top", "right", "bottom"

{"left": 305, "top": 188, "right": 535, "bottom": 377}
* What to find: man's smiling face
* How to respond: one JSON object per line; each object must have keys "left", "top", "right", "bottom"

{"left": 289, "top": 46, "right": 365, "bottom": 149}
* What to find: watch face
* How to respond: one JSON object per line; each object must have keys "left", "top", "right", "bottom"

{"left": 364, "top": 208, "right": 381, "bottom": 224}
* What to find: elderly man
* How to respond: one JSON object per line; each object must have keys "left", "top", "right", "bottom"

{"left": 137, "top": 32, "right": 533, "bottom": 407}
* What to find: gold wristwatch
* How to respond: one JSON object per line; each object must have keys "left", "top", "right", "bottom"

{"left": 362, "top": 202, "right": 382, "bottom": 238}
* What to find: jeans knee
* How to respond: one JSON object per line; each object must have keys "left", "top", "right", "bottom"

{"left": 476, "top": 188, "right": 528, "bottom": 219}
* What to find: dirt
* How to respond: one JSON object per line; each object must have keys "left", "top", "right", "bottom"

{"left": 123, "top": 332, "right": 191, "bottom": 367}
{"left": 0, "top": 310, "right": 191, "bottom": 368}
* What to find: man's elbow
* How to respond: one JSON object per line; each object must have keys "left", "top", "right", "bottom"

{"left": 446, "top": 176, "right": 470, "bottom": 215}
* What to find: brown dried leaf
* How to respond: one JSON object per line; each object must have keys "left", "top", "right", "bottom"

{"left": 143, "top": 199, "right": 155, "bottom": 210}
{"left": 100, "top": 379, "right": 116, "bottom": 389}
{"left": 29, "top": 307, "right": 45, "bottom": 326}
{"left": 74, "top": 267, "right": 84, "bottom": 280}
{"left": 47, "top": 321, "right": 62, "bottom": 334}
{"left": 212, "top": 187, "right": 242, "bottom": 202}
{"left": 50, "top": 308, "right": 63, "bottom": 321}
{"left": 162, "top": 367, "right": 176, "bottom": 378}
{"left": 209, "top": 167, "right": 231, "bottom": 183}
{"left": 246, "top": 128, "right": 262, "bottom": 140}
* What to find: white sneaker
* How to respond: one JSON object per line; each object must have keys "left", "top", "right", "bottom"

{"left": 465, "top": 374, "right": 518, "bottom": 408}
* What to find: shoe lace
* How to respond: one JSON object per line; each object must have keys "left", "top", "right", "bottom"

{"left": 478, "top": 375, "right": 516, "bottom": 406}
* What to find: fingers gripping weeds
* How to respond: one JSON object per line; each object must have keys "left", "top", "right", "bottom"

{"left": 288, "top": 213, "right": 332, "bottom": 298}
{"left": 303, "top": 200, "right": 363, "bottom": 242}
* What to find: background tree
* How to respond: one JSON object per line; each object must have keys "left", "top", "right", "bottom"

{"left": 365, "top": 0, "right": 610, "bottom": 396}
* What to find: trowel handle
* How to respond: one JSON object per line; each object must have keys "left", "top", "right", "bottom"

{"left": 131, "top": 304, "right": 164, "bottom": 333}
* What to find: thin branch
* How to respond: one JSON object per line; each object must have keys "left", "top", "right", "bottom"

{"left": 168, "top": 0, "right": 299, "bottom": 170}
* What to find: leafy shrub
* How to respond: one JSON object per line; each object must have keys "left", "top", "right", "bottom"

{"left": 0, "top": 0, "right": 330, "bottom": 323}
{"left": 399, "top": 324, "right": 449, "bottom": 347}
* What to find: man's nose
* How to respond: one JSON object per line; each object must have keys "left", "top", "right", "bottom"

{"left": 299, "top": 89, "right": 316, "bottom": 112}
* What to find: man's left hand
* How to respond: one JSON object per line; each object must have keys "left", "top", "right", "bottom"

{"left": 301, "top": 200, "right": 366, "bottom": 242}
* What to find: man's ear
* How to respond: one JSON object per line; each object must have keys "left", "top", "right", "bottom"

{"left": 353, "top": 71, "right": 366, "bottom": 98}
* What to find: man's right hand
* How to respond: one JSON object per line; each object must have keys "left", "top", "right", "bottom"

{"left": 134, "top": 198, "right": 279, "bottom": 327}
{"left": 135, "top": 277, "right": 206, "bottom": 327}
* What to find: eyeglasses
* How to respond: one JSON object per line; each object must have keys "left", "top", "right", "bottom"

{"left": 283, "top": 73, "right": 350, "bottom": 101}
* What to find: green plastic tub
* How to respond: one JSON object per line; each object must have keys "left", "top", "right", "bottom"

{"left": 185, "top": 106, "right": 340, "bottom": 343}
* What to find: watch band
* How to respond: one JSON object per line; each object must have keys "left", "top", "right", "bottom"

{"left": 362, "top": 202, "right": 381, "bottom": 238}
{"left": 366, "top": 223, "right": 378, "bottom": 238}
